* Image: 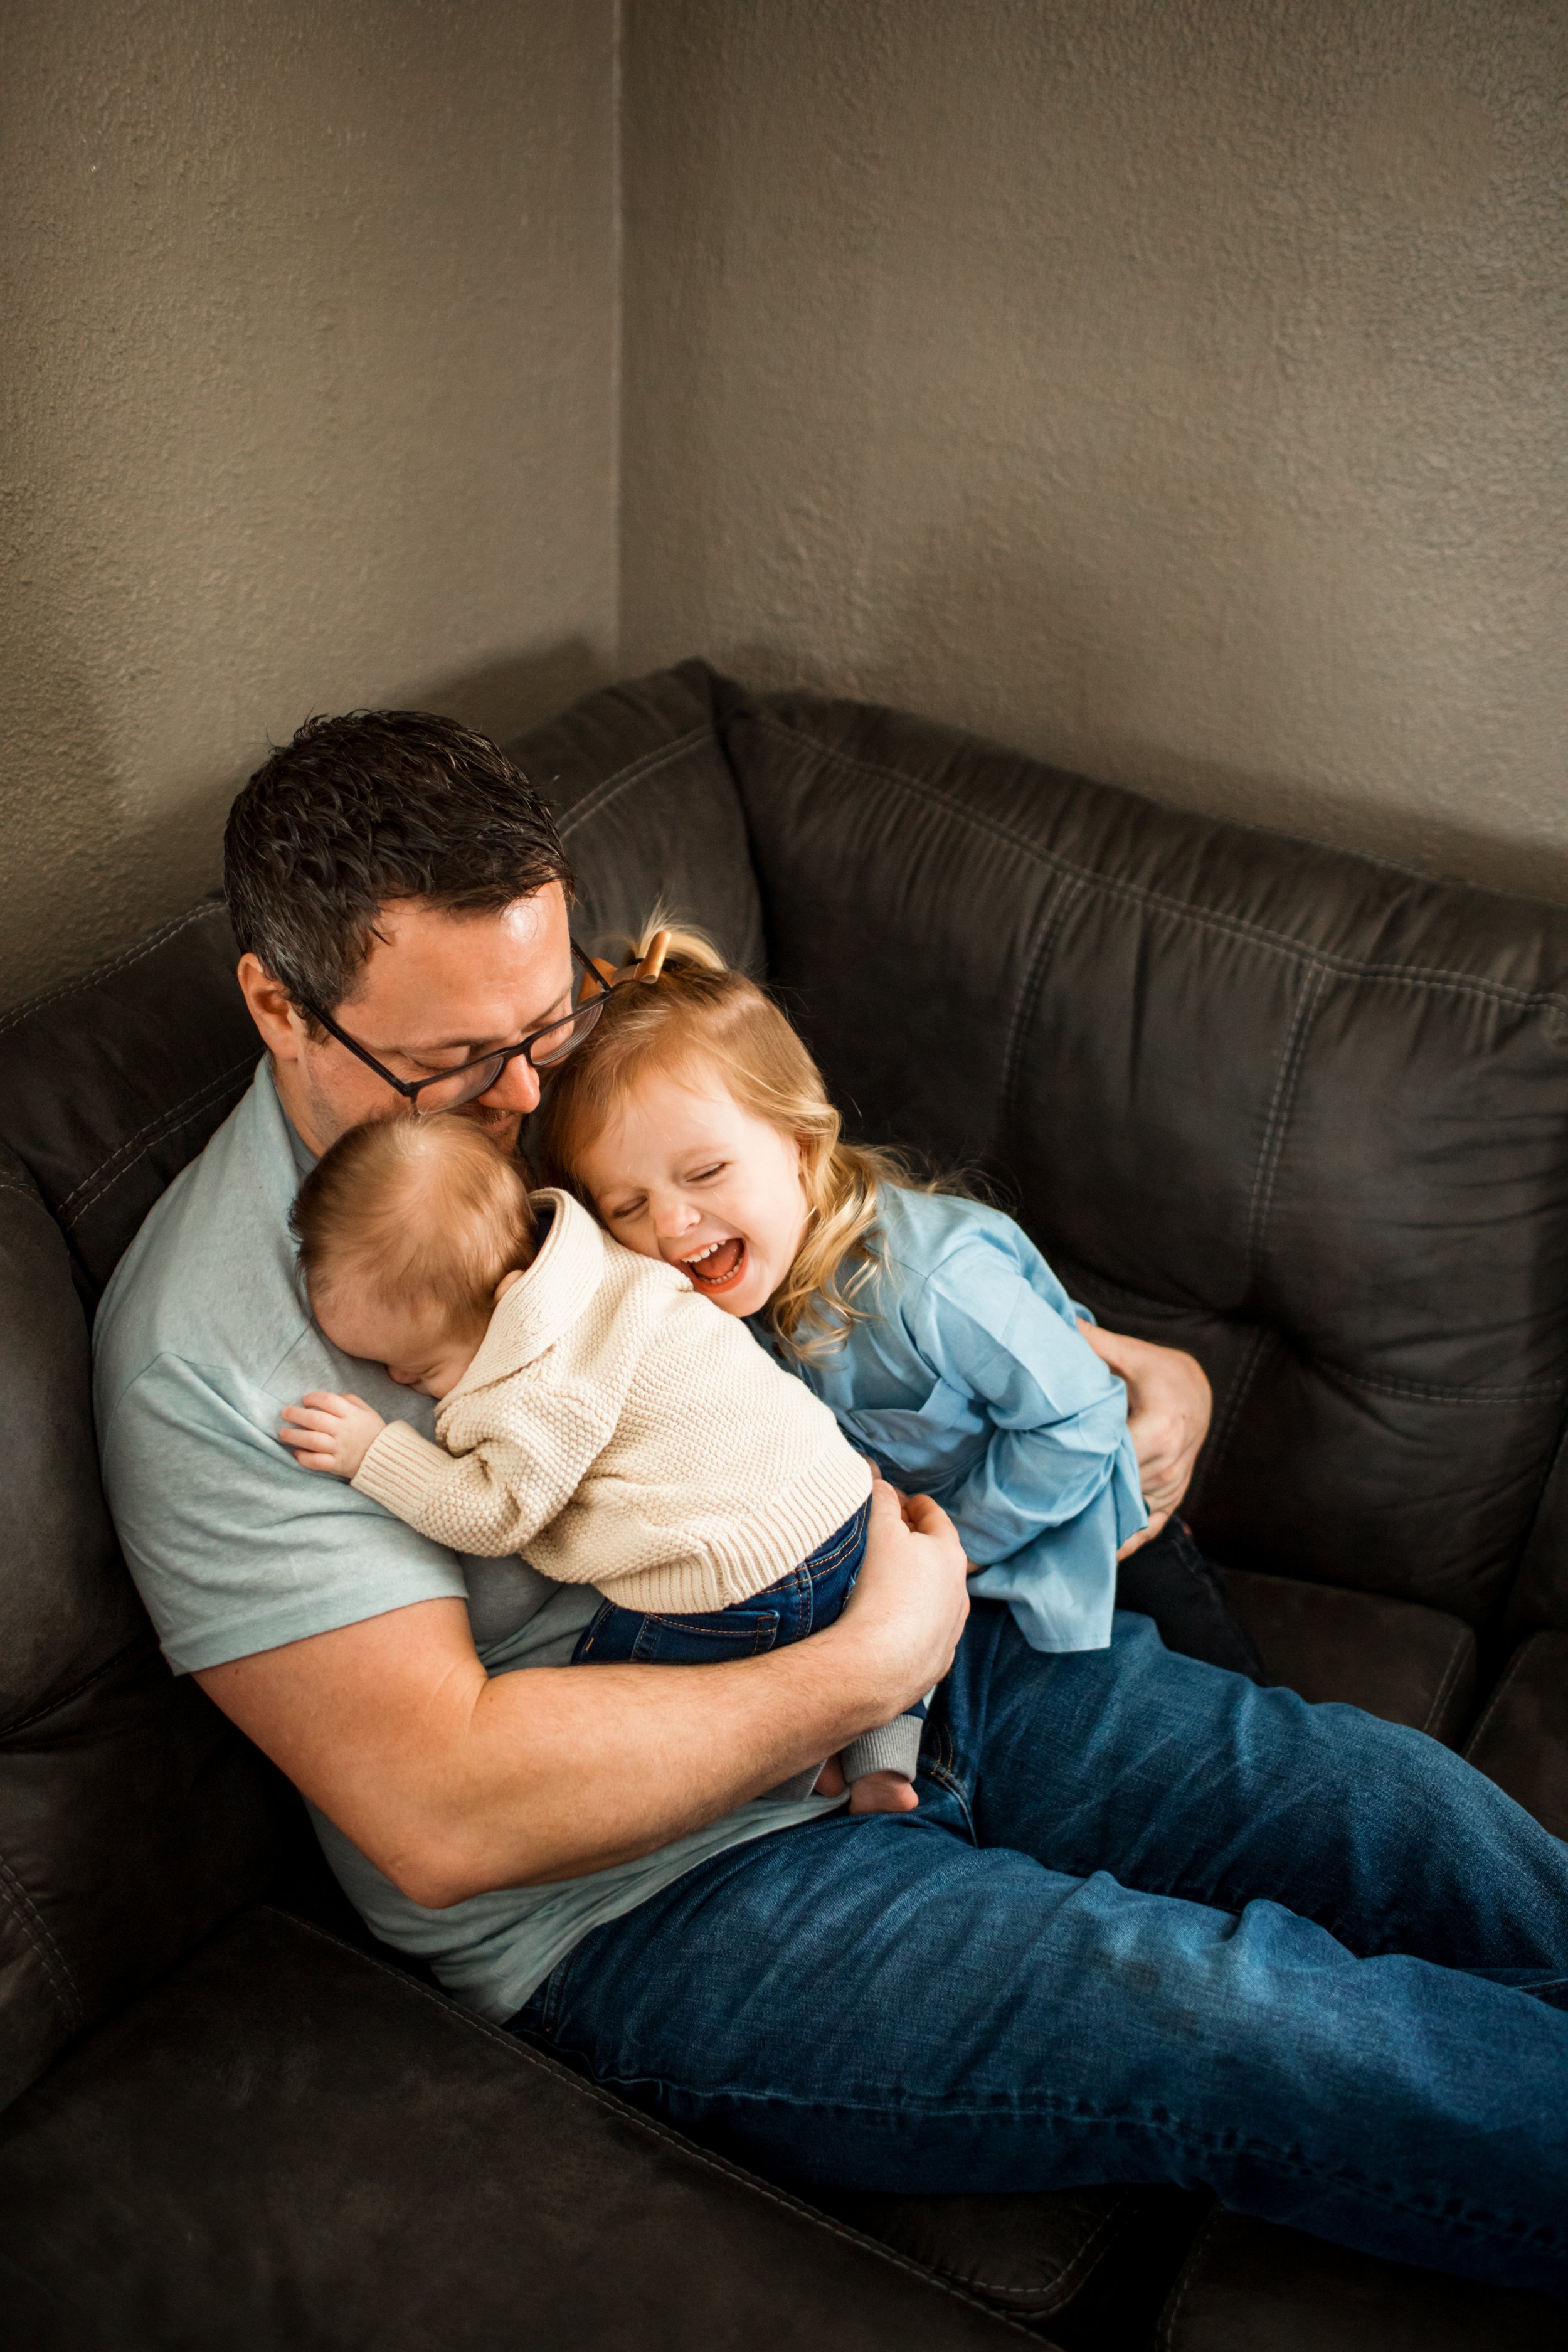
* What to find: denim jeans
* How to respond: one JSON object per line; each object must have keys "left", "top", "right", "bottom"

{"left": 571, "top": 1498, "right": 886, "bottom": 1671}
{"left": 515, "top": 1604, "right": 1568, "bottom": 2294}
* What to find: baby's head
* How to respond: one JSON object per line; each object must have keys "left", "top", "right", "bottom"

{"left": 291, "top": 1114, "right": 536, "bottom": 1396}
{"left": 536, "top": 924, "right": 898, "bottom": 1356}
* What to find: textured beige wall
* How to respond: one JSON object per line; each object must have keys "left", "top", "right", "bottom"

{"left": 1, "top": 0, "right": 618, "bottom": 1007}
{"left": 621, "top": 0, "right": 1568, "bottom": 899}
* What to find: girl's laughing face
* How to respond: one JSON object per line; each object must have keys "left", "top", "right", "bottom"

{"left": 571, "top": 1066, "right": 810, "bottom": 1319}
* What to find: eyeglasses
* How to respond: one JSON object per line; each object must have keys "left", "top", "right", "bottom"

{"left": 304, "top": 940, "right": 615, "bottom": 1116}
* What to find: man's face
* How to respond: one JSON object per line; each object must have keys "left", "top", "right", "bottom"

{"left": 239, "top": 884, "right": 574, "bottom": 1158}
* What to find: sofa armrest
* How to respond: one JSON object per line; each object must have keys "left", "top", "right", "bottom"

{"left": 0, "top": 1905, "right": 1027, "bottom": 2351}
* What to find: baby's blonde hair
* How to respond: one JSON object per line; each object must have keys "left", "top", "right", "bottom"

{"left": 291, "top": 1113, "right": 536, "bottom": 1329}
{"left": 535, "top": 921, "right": 912, "bottom": 1359}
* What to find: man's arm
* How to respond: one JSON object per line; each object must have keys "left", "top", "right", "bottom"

{"left": 1077, "top": 1321, "right": 1212, "bottom": 1535}
{"left": 197, "top": 1478, "right": 969, "bottom": 1909}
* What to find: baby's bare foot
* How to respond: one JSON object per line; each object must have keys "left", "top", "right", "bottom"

{"left": 847, "top": 1769, "right": 919, "bottom": 1816}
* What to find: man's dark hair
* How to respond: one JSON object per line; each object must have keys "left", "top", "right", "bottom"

{"left": 223, "top": 710, "right": 574, "bottom": 1014}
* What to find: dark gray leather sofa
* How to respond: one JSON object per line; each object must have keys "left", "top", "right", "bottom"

{"left": 2, "top": 661, "right": 1565, "bottom": 2349}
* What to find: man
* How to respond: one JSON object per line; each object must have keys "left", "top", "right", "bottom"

{"left": 95, "top": 711, "right": 1568, "bottom": 2295}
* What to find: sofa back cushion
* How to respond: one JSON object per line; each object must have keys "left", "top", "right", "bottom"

{"left": 724, "top": 689, "right": 1568, "bottom": 1628}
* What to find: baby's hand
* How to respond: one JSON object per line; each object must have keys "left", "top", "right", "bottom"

{"left": 279, "top": 1392, "right": 386, "bottom": 1480}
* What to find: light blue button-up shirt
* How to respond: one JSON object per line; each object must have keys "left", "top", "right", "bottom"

{"left": 754, "top": 1186, "right": 1146, "bottom": 1653}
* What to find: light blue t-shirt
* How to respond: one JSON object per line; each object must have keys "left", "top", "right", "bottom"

{"left": 92, "top": 1062, "right": 842, "bottom": 2022}
{"left": 753, "top": 1186, "right": 1146, "bottom": 1654}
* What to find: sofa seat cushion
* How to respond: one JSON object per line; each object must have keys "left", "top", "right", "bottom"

{"left": 1463, "top": 1631, "right": 1568, "bottom": 1839}
{"left": 813, "top": 2182, "right": 1208, "bottom": 2343}
{"left": 1222, "top": 1569, "right": 1476, "bottom": 1741}
{"left": 1157, "top": 2210, "right": 1563, "bottom": 2349}
{"left": 0, "top": 1905, "right": 1024, "bottom": 2352}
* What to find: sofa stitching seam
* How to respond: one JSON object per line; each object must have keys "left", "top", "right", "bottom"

{"left": 1156, "top": 2206, "right": 1226, "bottom": 2351}
{"left": 1187, "top": 1323, "right": 1276, "bottom": 1514}
{"left": 1462, "top": 1638, "right": 1534, "bottom": 1760}
{"left": 259, "top": 1908, "right": 1038, "bottom": 2336}
{"left": 1244, "top": 961, "right": 1330, "bottom": 1290}
{"left": 1419, "top": 1630, "right": 1473, "bottom": 1739}
{"left": 1324, "top": 1364, "right": 1566, "bottom": 1406}
{"left": 56, "top": 1056, "right": 257, "bottom": 1226}
{"left": 997, "top": 872, "right": 1085, "bottom": 1155}
{"left": 555, "top": 727, "right": 711, "bottom": 841}
{"left": 0, "top": 1857, "right": 83, "bottom": 2029}
{"left": 746, "top": 719, "right": 1568, "bottom": 1014}
{"left": 0, "top": 903, "right": 220, "bottom": 1040}
{"left": 967, "top": 2193, "right": 1130, "bottom": 2309}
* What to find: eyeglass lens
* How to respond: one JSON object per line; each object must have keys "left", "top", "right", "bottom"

{"left": 413, "top": 995, "right": 605, "bottom": 1113}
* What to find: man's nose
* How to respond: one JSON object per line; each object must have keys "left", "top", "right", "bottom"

{"left": 478, "top": 1056, "right": 542, "bottom": 1117}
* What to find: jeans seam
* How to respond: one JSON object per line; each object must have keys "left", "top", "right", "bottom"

{"left": 601, "top": 2075, "right": 1564, "bottom": 2255}
{"left": 918, "top": 1759, "right": 975, "bottom": 1838}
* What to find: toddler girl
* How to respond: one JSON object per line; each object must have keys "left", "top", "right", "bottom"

{"left": 277, "top": 1096, "right": 925, "bottom": 1811}
{"left": 536, "top": 925, "right": 1234, "bottom": 1693}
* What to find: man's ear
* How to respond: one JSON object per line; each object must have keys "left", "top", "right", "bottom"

{"left": 237, "top": 953, "right": 310, "bottom": 1060}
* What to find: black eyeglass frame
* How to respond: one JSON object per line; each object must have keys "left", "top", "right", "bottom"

{"left": 303, "top": 940, "right": 615, "bottom": 1113}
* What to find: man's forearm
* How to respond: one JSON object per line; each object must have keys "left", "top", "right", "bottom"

{"left": 201, "top": 1596, "right": 921, "bottom": 1911}
{"left": 428, "top": 1628, "right": 903, "bottom": 1902}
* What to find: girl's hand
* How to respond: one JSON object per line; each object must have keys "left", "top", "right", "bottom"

{"left": 279, "top": 1392, "right": 387, "bottom": 1480}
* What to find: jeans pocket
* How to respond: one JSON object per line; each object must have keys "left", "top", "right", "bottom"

{"left": 631, "top": 1608, "right": 783, "bottom": 1663}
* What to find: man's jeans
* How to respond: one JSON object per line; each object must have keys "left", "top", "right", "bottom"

{"left": 513, "top": 1604, "right": 1568, "bottom": 2295}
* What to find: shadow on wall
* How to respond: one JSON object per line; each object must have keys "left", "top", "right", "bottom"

{"left": 411, "top": 637, "right": 610, "bottom": 753}
{"left": 0, "top": 636, "right": 610, "bottom": 1021}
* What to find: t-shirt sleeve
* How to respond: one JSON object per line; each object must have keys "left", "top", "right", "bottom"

{"left": 99, "top": 1350, "right": 469, "bottom": 1675}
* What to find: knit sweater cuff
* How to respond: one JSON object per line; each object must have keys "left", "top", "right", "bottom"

{"left": 352, "top": 1421, "right": 453, "bottom": 1526}
{"left": 841, "top": 1715, "right": 924, "bottom": 1783}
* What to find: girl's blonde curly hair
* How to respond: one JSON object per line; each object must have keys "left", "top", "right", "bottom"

{"left": 534, "top": 920, "right": 913, "bottom": 1360}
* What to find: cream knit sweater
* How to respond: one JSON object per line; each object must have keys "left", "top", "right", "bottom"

{"left": 352, "top": 1189, "right": 872, "bottom": 1615}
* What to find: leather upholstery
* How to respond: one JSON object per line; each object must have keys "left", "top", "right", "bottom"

{"left": 1158, "top": 2211, "right": 1564, "bottom": 2349}
{"left": 0, "top": 1907, "right": 1025, "bottom": 2351}
{"left": 0, "top": 1004, "right": 285, "bottom": 2113}
{"left": 0, "top": 899, "right": 257, "bottom": 1311}
{"left": 723, "top": 687, "right": 1568, "bottom": 1624}
{"left": 1223, "top": 1571, "right": 1476, "bottom": 1743}
{"left": 3, "top": 659, "right": 1565, "bottom": 2344}
{"left": 506, "top": 657, "right": 766, "bottom": 977}
{"left": 1463, "top": 1631, "right": 1568, "bottom": 1840}
{"left": 813, "top": 2183, "right": 1208, "bottom": 2346}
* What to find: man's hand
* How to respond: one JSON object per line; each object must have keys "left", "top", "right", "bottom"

{"left": 279, "top": 1391, "right": 388, "bottom": 1480}
{"left": 1078, "top": 1321, "right": 1211, "bottom": 1528}
{"left": 829, "top": 1475, "right": 970, "bottom": 1715}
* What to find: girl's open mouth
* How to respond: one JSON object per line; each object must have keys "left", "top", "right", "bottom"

{"left": 682, "top": 1236, "right": 748, "bottom": 1293}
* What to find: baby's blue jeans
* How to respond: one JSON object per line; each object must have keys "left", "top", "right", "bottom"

{"left": 517, "top": 1602, "right": 1568, "bottom": 2296}
{"left": 570, "top": 1496, "right": 875, "bottom": 1665}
